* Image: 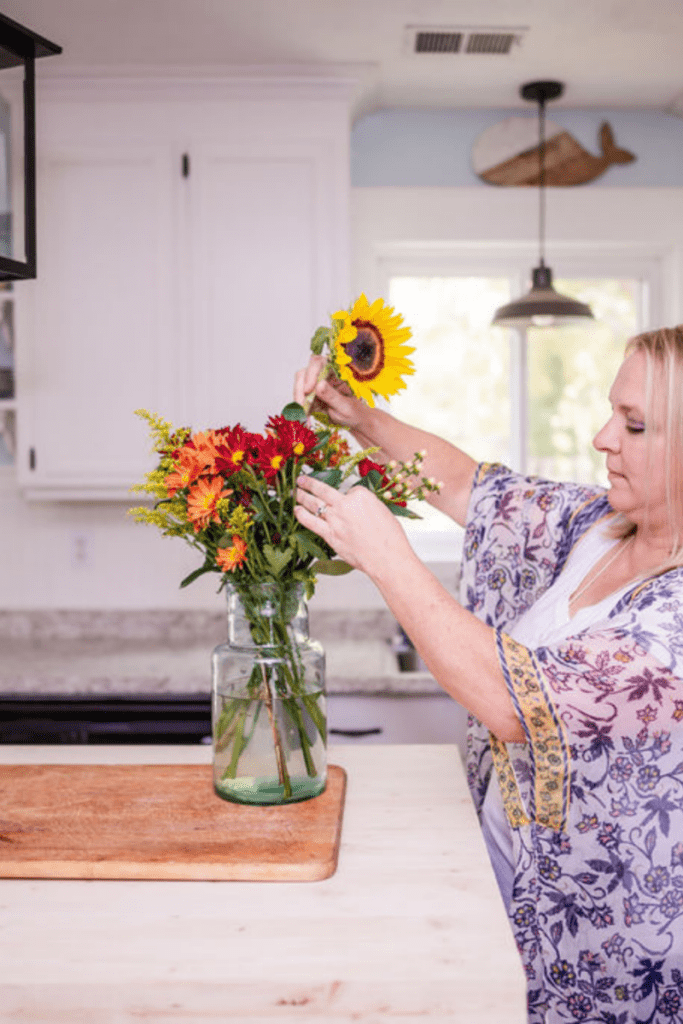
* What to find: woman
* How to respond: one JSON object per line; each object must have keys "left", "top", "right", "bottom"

{"left": 294, "top": 326, "right": 683, "bottom": 1024}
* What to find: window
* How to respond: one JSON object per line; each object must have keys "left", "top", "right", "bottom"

{"left": 526, "top": 278, "right": 642, "bottom": 484}
{"left": 381, "top": 272, "right": 645, "bottom": 558}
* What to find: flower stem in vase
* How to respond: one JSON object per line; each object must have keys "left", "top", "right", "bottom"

{"left": 259, "top": 661, "right": 292, "bottom": 798}
{"left": 279, "top": 697, "right": 313, "bottom": 776}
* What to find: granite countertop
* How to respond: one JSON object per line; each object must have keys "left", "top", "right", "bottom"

{"left": 0, "top": 609, "right": 440, "bottom": 697}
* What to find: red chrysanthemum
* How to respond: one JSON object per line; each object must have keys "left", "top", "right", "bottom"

{"left": 254, "top": 435, "right": 287, "bottom": 482}
{"left": 358, "top": 458, "right": 386, "bottom": 479}
{"left": 214, "top": 425, "right": 260, "bottom": 477}
{"left": 265, "top": 415, "right": 319, "bottom": 459}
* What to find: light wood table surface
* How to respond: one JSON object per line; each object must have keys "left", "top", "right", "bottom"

{"left": 0, "top": 743, "right": 527, "bottom": 1023}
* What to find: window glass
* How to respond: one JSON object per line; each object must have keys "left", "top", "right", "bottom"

{"left": 387, "top": 276, "right": 511, "bottom": 462}
{"left": 387, "top": 276, "right": 511, "bottom": 532}
{"left": 527, "top": 278, "right": 640, "bottom": 486}
{"left": 383, "top": 274, "right": 643, "bottom": 540}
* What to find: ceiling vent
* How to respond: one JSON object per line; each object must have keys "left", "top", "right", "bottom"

{"left": 414, "top": 30, "right": 463, "bottom": 54}
{"left": 405, "top": 26, "right": 526, "bottom": 56}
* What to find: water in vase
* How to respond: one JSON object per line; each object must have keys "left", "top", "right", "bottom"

{"left": 212, "top": 691, "right": 327, "bottom": 804}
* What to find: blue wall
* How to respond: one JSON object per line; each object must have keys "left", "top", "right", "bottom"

{"left": 351, "top": 109, "right": 683, "bottom": 187}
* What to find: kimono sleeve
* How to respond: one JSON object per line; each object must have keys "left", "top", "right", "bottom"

{"left": 461, "top": 462, "right": 608, "bottom": 630}
{"left": 494, "top": 594, "right": 683, "bottom": 834}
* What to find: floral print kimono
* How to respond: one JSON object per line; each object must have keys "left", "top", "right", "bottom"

{"left": 463, "top": 463, "right": 683, "bottom": 1024}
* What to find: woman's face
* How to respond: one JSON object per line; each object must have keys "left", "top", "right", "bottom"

{"left": 593, "top": 349, "right": 669, "bottom": 532}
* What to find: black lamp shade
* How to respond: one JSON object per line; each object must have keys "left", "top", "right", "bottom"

{"left": 492, "top": 264, "right": 595, "bottom": 328}
{"left": 0, "top": 13, "right": 61, "bottom": 281}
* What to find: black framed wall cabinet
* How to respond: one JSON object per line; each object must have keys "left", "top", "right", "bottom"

{"left": 0, "top": 12, "right": 60, "bottom": 281}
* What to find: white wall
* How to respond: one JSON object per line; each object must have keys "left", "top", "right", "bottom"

{"left": 2, "top": 185, "right": 683, "bottom": 611}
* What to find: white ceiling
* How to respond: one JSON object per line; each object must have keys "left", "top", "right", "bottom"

{"left": 6, "top": 0, "right": 683, "bottom": 119}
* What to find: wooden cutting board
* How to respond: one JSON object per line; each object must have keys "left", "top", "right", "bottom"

{"left": 0, "top": 763, "right": 346, "bottom": 882}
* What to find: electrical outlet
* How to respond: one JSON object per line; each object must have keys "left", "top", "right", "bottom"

{"left": 71, "top": 532, "right": 89, "bottom": 567}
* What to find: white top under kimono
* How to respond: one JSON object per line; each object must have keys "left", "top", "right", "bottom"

{"left": 481, "top": 520, "right": 636, "bottom": 908}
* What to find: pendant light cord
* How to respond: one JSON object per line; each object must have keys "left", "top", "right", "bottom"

{"left": 538, "top": 95, "right": 546, "bottom": 267}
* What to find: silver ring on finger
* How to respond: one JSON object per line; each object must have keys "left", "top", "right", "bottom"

{"left": 315, "top": 502, "right": 328, "bottom": 518}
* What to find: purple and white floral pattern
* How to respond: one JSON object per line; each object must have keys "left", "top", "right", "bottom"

{"left": 463, "top": 463, "right": 683, "bottom": 1024}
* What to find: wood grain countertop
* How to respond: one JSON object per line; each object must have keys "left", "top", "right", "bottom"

{"left": 0, "top": 743, "right": 526, "bottom": 1023}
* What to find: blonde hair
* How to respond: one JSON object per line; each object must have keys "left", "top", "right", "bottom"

{"left": 609, "top": 325, "right": 683, "bottom": 576}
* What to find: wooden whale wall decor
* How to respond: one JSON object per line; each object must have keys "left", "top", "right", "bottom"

{"left": 472, "top": 117, "right": 636, "bottom": 186}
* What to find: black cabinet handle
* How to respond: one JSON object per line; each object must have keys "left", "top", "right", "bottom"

{"left": 329, "top": 727, "right": 382, "bottom": 738}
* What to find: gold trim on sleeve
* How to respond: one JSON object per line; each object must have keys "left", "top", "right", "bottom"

{"left": 498, "top": 633, "right": 572, "bottom": 832}
{"left": 489, "top": 733, "right": 530, "bottom": 829}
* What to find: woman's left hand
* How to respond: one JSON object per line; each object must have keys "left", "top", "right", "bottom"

{"left": 294, "top": 474, "right": 412, "bottom": 579}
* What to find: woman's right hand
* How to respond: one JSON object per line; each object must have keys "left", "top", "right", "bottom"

{"left": 294, "top": 355, "right": 367, "bottom": 433}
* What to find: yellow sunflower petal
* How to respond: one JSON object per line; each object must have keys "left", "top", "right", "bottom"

{"left": 331, "top": 294, "right": 414, "bottom": 406}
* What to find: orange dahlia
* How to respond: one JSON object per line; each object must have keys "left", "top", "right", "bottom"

{"left": 187, "top": 431, "right": 221, "bottom": 473}
{"left": 216, "top": 536, "right": 248, "bottom": 573}
{"left": 164, "top": 448, "right": 205, "bottom": 496}
{"left": 186, "top": 476, "right": 232, "bottom": 531}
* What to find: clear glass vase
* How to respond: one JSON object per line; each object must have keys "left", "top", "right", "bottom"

{"left": 211, "top": 580, "right": 327, "bottom": 805}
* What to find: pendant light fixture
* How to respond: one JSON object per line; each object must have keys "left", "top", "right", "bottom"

{"left": 491, "top": 80, "right": 594, "bottom": 329}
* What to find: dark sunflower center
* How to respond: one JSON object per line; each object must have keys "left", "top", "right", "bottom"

{"left": 343, "top": 321, "right": 385, "bottom": 381}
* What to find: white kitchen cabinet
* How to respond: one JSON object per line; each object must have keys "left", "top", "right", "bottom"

{"left": 327, "top": 693, "right": 468, "bottom": 756}
{"left": 19, "top": 143, "right": 178, "bottom": 497}
{"left": 17, "top": 74, "right": 353, "bottom": 499}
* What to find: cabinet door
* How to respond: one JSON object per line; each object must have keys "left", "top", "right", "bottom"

{"left": 185, "top": 140, "right": 340, "bottom": 432}
{"left": 328, "top": 694, "right": 468, "bottom": 754}
{"left": 19, "top": 145, "right": 177, "bottom": 498}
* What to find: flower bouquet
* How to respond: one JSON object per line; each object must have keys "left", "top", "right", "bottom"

{"left": 130, "top": 295, "right": 438, "bottom": 804}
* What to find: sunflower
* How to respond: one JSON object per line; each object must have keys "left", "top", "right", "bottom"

{"left": 331, "top": 294, "right": 415, "bottom": 407}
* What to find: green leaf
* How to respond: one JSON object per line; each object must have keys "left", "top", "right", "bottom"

{"left": 386, "top": 502, "right": 420, "bottom": 519}
{"left": 310, "top": 558, "right": 355, "bottom": 576}
{"left": 310, "top": 431, "right": 332, "bottom": 453}
{"left": 263, "top": 545, "right": 293, "bottom": 576}
{"left": 310, "top": 468, "right": 342, "bottom": 488}
{"left": 295, "top": 531, "right": 329, "bottom": 560}
{"left": 250, "top": 493, "right": 273, "bottom": 522}
{"left": 356, "top": 469, "right": 383, "bottom": 491}
{"left": 281, "top": 586, "right": 301, "bottom": 625}
{"left": 281, "top": 402, "right": 307, "bottom": 423}
{"left": 180, "top": 563, "right": 218, "bottom": 588}
{"left": 310, "top": 326, "right": 330, "bottom": 355}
